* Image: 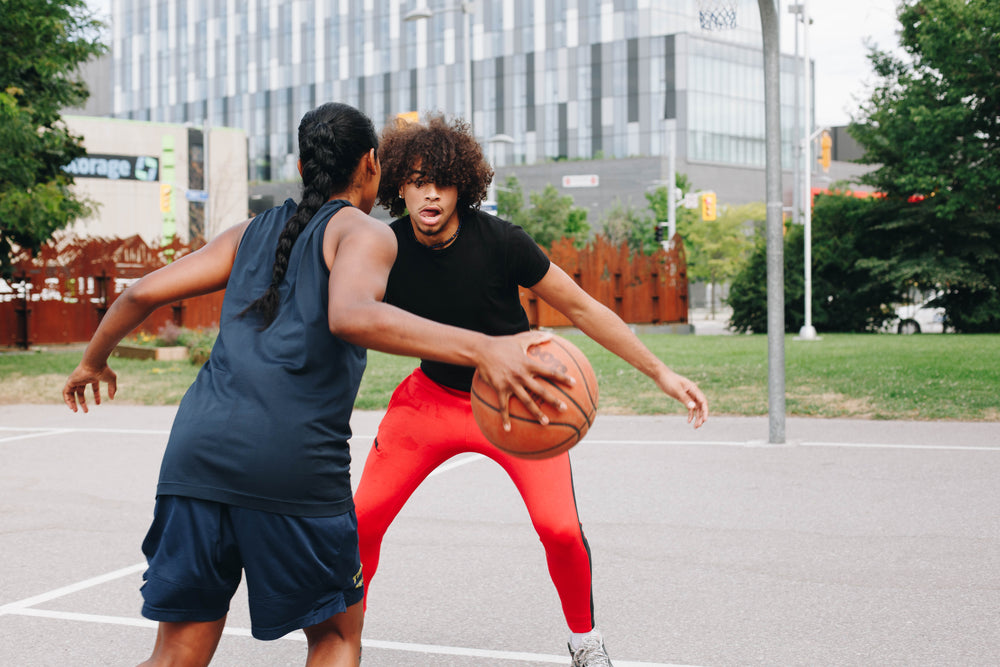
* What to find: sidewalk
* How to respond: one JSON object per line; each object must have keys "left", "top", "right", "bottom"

{"left": 689, "top": 305, "right": 733, "bottom": 335}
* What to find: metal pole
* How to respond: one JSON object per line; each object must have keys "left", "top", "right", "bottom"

{"left": 203, "top": 120, "right": 210, "bottom": 238}
{"left": 666, "top": 118, "right": 677, "bottom": 240}
{"left": 485, "top": 134, "right": 513, "bottom": 213}
{"left": 462, "top": 2, "right": 472, "bottom": 126}
{"left": 790, "top": 3, "right": 801, "bottom": 227}
{"left": 758, "top": 0, "right": 786, "bottom": 444}
{"left": 798, "top": 0, "right": 818, "bottom": 340}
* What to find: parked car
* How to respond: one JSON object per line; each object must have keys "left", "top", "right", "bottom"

{"left": 893, "top": 290, "right": 946, "bottom": 334}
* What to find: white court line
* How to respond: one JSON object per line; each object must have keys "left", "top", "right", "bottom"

{"left": 800, "top": 441, "right": 1000, "bottom": 452}
{"left": 584, "top": 438, "right": 1000, "bottom": 452}
{"left": 6, "top": 608, "right": 689, "bottom": 666}
{"left": 0, "top": 426, "right": 170, "bottom": 435}
{"left": 586, "top": 438, "right": 749, "bottom": 447}
{"left": 10, "top": 428, "right": 992, "bottom": 453}
{"left": 428, "top": 453, "right": 485, "bottom": 477}
{"left": 0, "top": 429, "right": 73, "bottom": 444}
{"left": 0, "top": 562, "right": 146, "bottom": 614}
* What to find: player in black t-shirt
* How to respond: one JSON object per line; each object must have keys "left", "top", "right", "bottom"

{"left": 353, "top": 114, "right": 708, "bottom": 667}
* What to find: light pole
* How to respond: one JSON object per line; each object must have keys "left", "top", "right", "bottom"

{"left": 788, "top": 3, "right": 802, "bottom": 228}
{"left": 485, "top": 133, "right": 514, "bottom": 215}
{"left": 664, "top": 118, "right": 678, "bottom": 243}
{"left": 404, "top": 2, "right": 474, "bottom": 127}
{"left": 793, "top": 0, "right": 819, "bottom": 341}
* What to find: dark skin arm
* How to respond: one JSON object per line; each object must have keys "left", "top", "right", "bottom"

{"left": 64, "top": 208, "right": 571, "bottom": 430}
{"left": 63, "top": 220, "right": 249, "bottom": 413}
{"left": 322, "top": 206, "right": 571, "bottom": 430}
{"left": 530, "top": 263, "right": 708, "bottom": 428}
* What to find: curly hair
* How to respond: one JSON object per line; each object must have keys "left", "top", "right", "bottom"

{"left": 376, "top": 114, "right": 493, "bottom": 218}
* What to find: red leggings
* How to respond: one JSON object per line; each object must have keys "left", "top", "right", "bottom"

{"left": 354, "top": 369, "right": 595, "bottom": 632}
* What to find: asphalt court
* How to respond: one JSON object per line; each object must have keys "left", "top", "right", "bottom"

{"left": 2, "top": 403, "right": 999, "bottom": 666}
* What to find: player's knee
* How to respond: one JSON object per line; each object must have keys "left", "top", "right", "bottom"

{"left": 536, "top": 520, "right": 585, "bottom": 553}
{"left": 304, "top": 603, "right": 364, "bottom": 648}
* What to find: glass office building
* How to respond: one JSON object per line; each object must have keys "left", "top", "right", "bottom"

{"left": 110, "top": 0, "right": 807, "bottom": 180}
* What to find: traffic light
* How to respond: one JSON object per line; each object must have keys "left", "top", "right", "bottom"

{"left": 818, "top": 130, "right": 832, "bottom": 172}
{"left": 159, "top": 184, "right": 173, "bottom": 213}
{"left": 655, "top": 223, "right": 665, "bottom": 243}
{"left": 700, "top": 191, "right": 717, "bottom": 221}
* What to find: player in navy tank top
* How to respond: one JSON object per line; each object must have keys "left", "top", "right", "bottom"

{"left": 63, "top": 103, "right": 570, "bottom": 666}
{"left": 353, "top": 114, "right": 709, "bottom": 667}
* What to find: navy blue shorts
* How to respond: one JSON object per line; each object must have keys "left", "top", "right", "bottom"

{"left": 139, "top": 495, "right": 364, "bottom": 640}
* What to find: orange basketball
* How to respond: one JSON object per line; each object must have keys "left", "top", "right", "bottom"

{"left": 471, "top": 335, "right": 599, "bottom": 459}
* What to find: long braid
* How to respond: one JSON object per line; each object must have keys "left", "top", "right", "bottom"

{"left": 242, "top": 103, "right": 377, "bottom": 327}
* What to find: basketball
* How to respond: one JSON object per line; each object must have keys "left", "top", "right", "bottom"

{"left": 471, "top": 335, "right": 599, "bottom": 459}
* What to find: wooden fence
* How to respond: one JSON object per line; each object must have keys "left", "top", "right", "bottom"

{"left": 1, "top": 233, "right": 687, "bottom": 348}
{"left": 522, "top": 235, "right": 689, "bottom": 328}
{"left": 1, "top": 235, "right": 224, "bottom": 348}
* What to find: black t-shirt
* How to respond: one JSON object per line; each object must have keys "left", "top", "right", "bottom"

{"left": 385, "top": 209, "right": 551, "bottom": 391}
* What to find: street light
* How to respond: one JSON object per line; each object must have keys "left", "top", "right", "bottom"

{"left": 485, "top": 133, "right": 514, "bottom": 214}
{"left": 664, "top": 118, "right": 677, "bottom": 244}
{"left": 790, "top": 0, "right": 819, "bottom": 341}
{"left": 404, "top": 2, "right": 474, "bottom": 127}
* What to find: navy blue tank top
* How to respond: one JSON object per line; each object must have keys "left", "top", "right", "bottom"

{"left": 157, "top": 198, "right": 366, "bottom": 516}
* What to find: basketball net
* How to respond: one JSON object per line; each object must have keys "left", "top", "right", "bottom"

{"left": 697, "top": 0, "right": 738, "bottom": 31}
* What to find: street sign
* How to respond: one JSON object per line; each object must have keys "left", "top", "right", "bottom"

{"left": 561, "top": 174, "right": 599, "bottom": 188}
{"left": 185, "top": 189, "right": 209, "bottom": 202}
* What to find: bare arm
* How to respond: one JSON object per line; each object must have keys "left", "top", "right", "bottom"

{"left": 323, "top": 209, "right": 571, "bottom": 429}
{"left": 530, "top": 263, "right": 708, "bottom": 428}
{"left": 62, "top": 221, "right": 249, "bottom": 412}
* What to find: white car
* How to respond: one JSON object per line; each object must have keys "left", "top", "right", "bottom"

{"left": 894, "top": 293, "right": 946, "bottom": 334}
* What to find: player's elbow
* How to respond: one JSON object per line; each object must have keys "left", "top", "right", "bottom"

{"left": 117, "top": 278, "right": 164, "bottom": 314}
{"left": 328, "top": 303, "right": 381, "bottom": 343}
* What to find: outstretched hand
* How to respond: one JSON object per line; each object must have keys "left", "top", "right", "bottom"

{"left": 657, "top": 369, "right": 708, "bottom": 428}
{"left": 474, "top": 331, "right": 575, "bottom": 432}
{"left": 63, "top": 363, "right": 118, "bottom": 413}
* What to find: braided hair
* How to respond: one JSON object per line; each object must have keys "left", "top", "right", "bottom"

{"left": 243, "top": 103, "right": 378, "bottom": 327}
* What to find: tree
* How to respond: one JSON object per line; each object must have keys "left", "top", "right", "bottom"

{"left": 728, "top": 193, "right": 899, "bottom": 334}
{"left": 678, "top": 202, "right": 761, "bottom": 318}
{"left": 599, "top": 199, "right": 652, "bottom": 254}
{"left": 849, "top": 0, "right": 1000, "bottom": 332}
{"left": 0, "top": 0, "right": 106, "bottom": 277}
{"left": 644, "top": 174, "right": 699, "bottom": 246}
{"left": 497, "top": 175, "right": 526, "bottom": 225}
{"left": 498, "top": 177, "right": 589, "bottom": 250}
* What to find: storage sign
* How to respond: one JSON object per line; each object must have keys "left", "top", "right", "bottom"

{"left": 63, "top": 154, "right": 160, "bottom": 181}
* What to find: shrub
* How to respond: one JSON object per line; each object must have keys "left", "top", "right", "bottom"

{"left": 728, "top": 193, "right": 899, "bottom": 333}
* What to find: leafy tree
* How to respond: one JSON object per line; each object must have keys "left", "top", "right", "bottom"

{"left": 849, "top": 0, "right": 1000, "bottom": 332}
{"left": 728, "top": 193, "right": 899, "bottom": 334}
{"left": 526, "top": 184, "right": 589, "bottom": 249}
{"left": 680, "top": 202, "right": 761, "bottom": 318}
{"left": 498, "top": 176, "right": 589, "bottom": 249}
{"left": 563, "top": 207, "right": 590, "bottom": 246}
{"left": 599, "top": 199, "right": 653, "bottom": 254}
{"left": 496, "top": 175, "right": 528, "bottom": 227}
{"left": 0, "top": 0, "right": 106, "bottom": 277}
{"left": 644, "top": 174, "right": 699, "bottom": 245}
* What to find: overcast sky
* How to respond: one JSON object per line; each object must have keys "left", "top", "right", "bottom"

{"left": 85, "top": 0, "right": 905, "bottom": 129}
{"left": 779, "top": 0, "right": 903, "bottom": 128}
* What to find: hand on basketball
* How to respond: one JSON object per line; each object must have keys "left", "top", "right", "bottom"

{"left": 474, "top": 331, "right": 574, "bottom": 432}
{"left": 63, "top": 363, "right": 118, "bottom": 413}
{"left": 658, "top": 369, "right": 708, "bottom": 429}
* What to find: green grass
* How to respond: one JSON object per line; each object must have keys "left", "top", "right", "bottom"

{"left": 3, "top": 333, "right": 999, "bottom": 421}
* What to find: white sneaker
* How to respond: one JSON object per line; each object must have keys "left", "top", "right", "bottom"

{"left": 568, "top": 633, "right": 613, "bottom": 667}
